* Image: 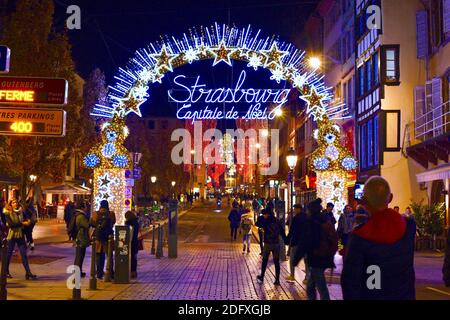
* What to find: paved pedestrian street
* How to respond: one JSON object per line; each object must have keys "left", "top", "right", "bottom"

{"left": 3, "top": 202, "right": 449, "bottom": 300}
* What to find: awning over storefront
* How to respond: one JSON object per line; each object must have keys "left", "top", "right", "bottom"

{"left": 416, "top": 163, "right": 450, "bottom": 183}
{"left": 42, "top": 183, "right": 91, "bottom": 195}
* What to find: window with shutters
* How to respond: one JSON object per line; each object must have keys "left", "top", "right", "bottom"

{"left": 430, "top": 0, "right": 444, "bottom": 48}
{"left": 431, "top": 78, "right": 443, "bottom": 136}
{"left": 444, "top": 0, "right": 450, "bottom": 39}
{"left": 416, "top": 10, "right": 429, "bottom": 59}
{"left": 414, "top": 86, "right": 427, "bottom": 140}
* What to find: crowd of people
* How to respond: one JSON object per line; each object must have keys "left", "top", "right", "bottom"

{"left": 227, "top": 176, "right": 428, "bottom": 300}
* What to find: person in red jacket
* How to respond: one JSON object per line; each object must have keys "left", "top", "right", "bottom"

{"left": 341, "top": 176, "right": 416, "bottom": 300}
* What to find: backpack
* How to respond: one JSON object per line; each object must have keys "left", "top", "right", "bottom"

{"left": 314, "top": 221, "right": 339, "bottom": 257}
{"left": 265, "top": 219, "right": 281, "bottom": 243}
{"left": 96, "top": 212, "right": 112, "bottom": 242}
{"left": 241, "top": 217, "right": 252, "bottom": 233}
{"left": 67, "top": 213, "right": 78, "bottom": 240}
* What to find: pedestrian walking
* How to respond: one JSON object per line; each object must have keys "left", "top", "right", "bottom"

{"left": 240, "top": 209, "right": 254, "bottom": 254}
{"left": 70, "top": 202, "right": 90, "bottom": 278}
{"left": 322, "top": 202, "right": 337, "bottom": 226}
{"left": 286, "top": 204, "right": 311, "bottom": 282}
{"left": 306, "top": 198, "right": 338, "bottom": 300}
{"left": 4, "top": 199, "right": 37, "bottom": 280}
{"left": 64, "top": 201, "right": 76, "bottom": 241}
{"left": 0, "top": 198, "right": 6, "bottom": 226}
{"left": 337, "top": 205, "right": 355, "bottom": 256}
{"left": 90, "top": 200, "right": 114, "bottom": 280}
{"left": 23, "top": 199, "right": 37, "bottom": 251}
{"left": 228, "top": 202, "right": 241, "bottom": 241}
{"left": 402, "top": 207, "right": 414, "bottom": 220}
{"left": 255, "top": 212, "right": 264, "bottom": 256}
{"left": 341, "top": 176, "right": 416, "bottom": 300}
{"left": 125, "top": 210, "right": 140, "bottom": 278}
{"left": 256, "top": 208, "right": 287, "bottom": 285}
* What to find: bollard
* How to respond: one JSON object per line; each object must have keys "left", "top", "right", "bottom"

{"left": 156, "top": 223, "right": 164, "bottom": 258}
{"left": 150, "top": 224, "right": 156, "bottom": 255}
{"left": 89, "top": 235, "right": 97, "bottom": 290}
{"left": 72, "top": 287, "right": 81, "bottom": 300}
{"left": 0, "top": 238, "right": 8, "bottom": 300}
{"left": 104, "top": 234, "right": 113, "bottom": 283}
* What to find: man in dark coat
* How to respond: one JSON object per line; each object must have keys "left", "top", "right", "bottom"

{"left": 341, "top": 176, "right": 416, "bottom": 300}
{"left": 442, "top": 227, "right": 450, "bottom": 287}
{"left": 286, "top": 204, "right": 311, "bottom": 281}
{"left": 322, "top": 202, "right": 337, "bottom": 226}
{"left": 228, "top": 202, "right": 241, "bottom": 241}
{"left": 256, "top": 208, "right": 287, "bottom": 285}
{"left": 306, "top": 199, "right": 338, "bottom": 300}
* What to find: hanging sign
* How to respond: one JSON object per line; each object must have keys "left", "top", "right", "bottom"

{"left": 0, "top": 107, "right": 66, "bottom": 136}
{"left": 0, "top": 76, "right": 68, "bottom": 105}
{"left": 168, "top": 70, "right": 290, "bottom": 123}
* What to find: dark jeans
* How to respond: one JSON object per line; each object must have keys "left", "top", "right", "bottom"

{"left": 24, "top": 226, "right": 34, "bottom": 245}
{"left": 258, "top": 229, "right": 264, "bottom": 253}
{"left": 260, "top": 243, "right": 280, "bottom": 281}
{"left": 74, "top": 246, "right": 86, "bottom": 273}
{"left": 96, "top": 252, "right": 114, "bottom": 278}
{"left": 131, "top": 252, "right": 137, "bottom": 273}
{"left": 6, "top": 237, "right": 32, "bottom": 275}
{"left": 306, "top": 267, "right": 330, "bottom": 300}
{"left": 230, "top": 227, "right": 238, "bottom": 240}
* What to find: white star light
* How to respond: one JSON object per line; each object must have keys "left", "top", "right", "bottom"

{"left": 292, "top": 73, "right": 307, "bottom": 88}
{"left": 184, "top": 48, "right": 199, "bottom": 64}
{"left": 270, "top": 67, "right": 286, "bottom": 83}
{"left": 132, "top": 85, "right": 149, "bottom": 100}
{"left": 247, "top": 53, "right": 263, "bottom": 70}
{"left": 299, "top": 86, "right": 328, "bottom": 121}
{"left": 139, "top": 69, "right": 154, "bottom": 82}
{"left": 260, "top": 42, "right": 289, "bottom": 68}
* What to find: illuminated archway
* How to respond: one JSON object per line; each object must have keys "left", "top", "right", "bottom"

{"left": 84, "top": 24, "right": 357, "bottom": 223}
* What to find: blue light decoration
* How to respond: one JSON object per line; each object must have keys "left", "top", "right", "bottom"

{"left": 106, "top": 130, "right": 118, "bottom": 142}
{"left": 112, "top": 155, "right": 128, "bottom": 168}
{"left": 314, "top": 157, "right": 330, "bottom": 170}
{"left": 341, "top": 157, "right": 357, "bottom": 170}
{"left": 102, "top": 143, "right": 116, "bottom": 158}
{"left": 90, "top": 23, "right": 350, "bottom": 123}
{"left": 84, "top": 154, "right": 99, "bottom": 168}
{"left": 324, "top": 133, "right": 336, "bottom": 144}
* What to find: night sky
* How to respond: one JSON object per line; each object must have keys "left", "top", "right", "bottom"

{"left": 51, "top": 0, "right": 319, "bottom": 119}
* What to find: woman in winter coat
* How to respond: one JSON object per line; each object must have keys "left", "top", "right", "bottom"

{"left": 125, "top": 210, "right": 140, "bottom": 278}
{"left": 4, "top": 199, "right": 37, "bottom": 280}
{"left": 240, "top": 209, "right": 254, "bottom": 254}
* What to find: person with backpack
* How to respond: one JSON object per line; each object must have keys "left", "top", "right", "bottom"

{"left": 228, "top": 202, "right": 241, "bottom": 241}
{"left": 240, "top": 208, "right": 254, "bottom": 254}
{"left": 306, "top": 198, "right": 338, "bottom": 300}
{"left": 256, "top": 208, "right": 288, "bottom": 285}
{"left": 23, "top": 199, "right": 37, "bottom": 251}
{"left": 90, "top": 200, "right": 115, "bottom": 280}
{"left": 341, "top": 176, "right": 416, "bottom": 300}
{"left": 71, "top": 202, "right": 90, "bottom": 278}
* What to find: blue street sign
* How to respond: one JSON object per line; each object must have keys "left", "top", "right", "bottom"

{"left": 133, "top": 167, "right": 141, "bottom": 180}
{"left": 0, "top": 46, "right": 11, "bottom": 73}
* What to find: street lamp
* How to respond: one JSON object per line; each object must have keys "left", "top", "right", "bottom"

{"left": 151, "top": 176, "right": 157, "bottom": 183}
{"left": 171, "top": 181, "right": 176, "bottom": 187}
{"left": 286, "top": 148, "right": 298, "bottom": 213}
{"left": 309, "top": 56, "right": 321, "bottom": 70}
{"left": 29, "top": 174, "right": 37, "bottom": 182}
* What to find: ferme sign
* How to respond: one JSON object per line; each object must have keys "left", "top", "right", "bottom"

{"left": 0, "top": 76, "right": 68, "bottom": 105}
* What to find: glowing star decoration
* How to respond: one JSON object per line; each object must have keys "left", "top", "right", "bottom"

{"left": 260, "top": 42, "right": 288, "bottom": 68}
{"left": 116, "top": 89, "right": 146, "bottom": 117}
{"left": 211, "top": 41, "right": 234, "bottom": 66}
{"left": 150, "top": 45, "right": 177, "bottom": 73}
{"left": 247, "top": 52, "right": 263, "bottom": 70}
{"left": 139, "top": 69, "right": 154, "bottom": 82}
{"left": 309, "top": 117, "right": 357, "bottom": 214}
{"left": 300, "top": 86, "right": 328, "bottom": 121}
{"left": 270, "top": 67, "right": 286, "bottom": 83}
{"left": 132, "top": 85, "right": 149, "bottom": 100}
{"left": 292, "top": 73, "right": 307, "bottom": 88}
{"left": 184, "top": 48, "right": 199, "bottom": 64}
